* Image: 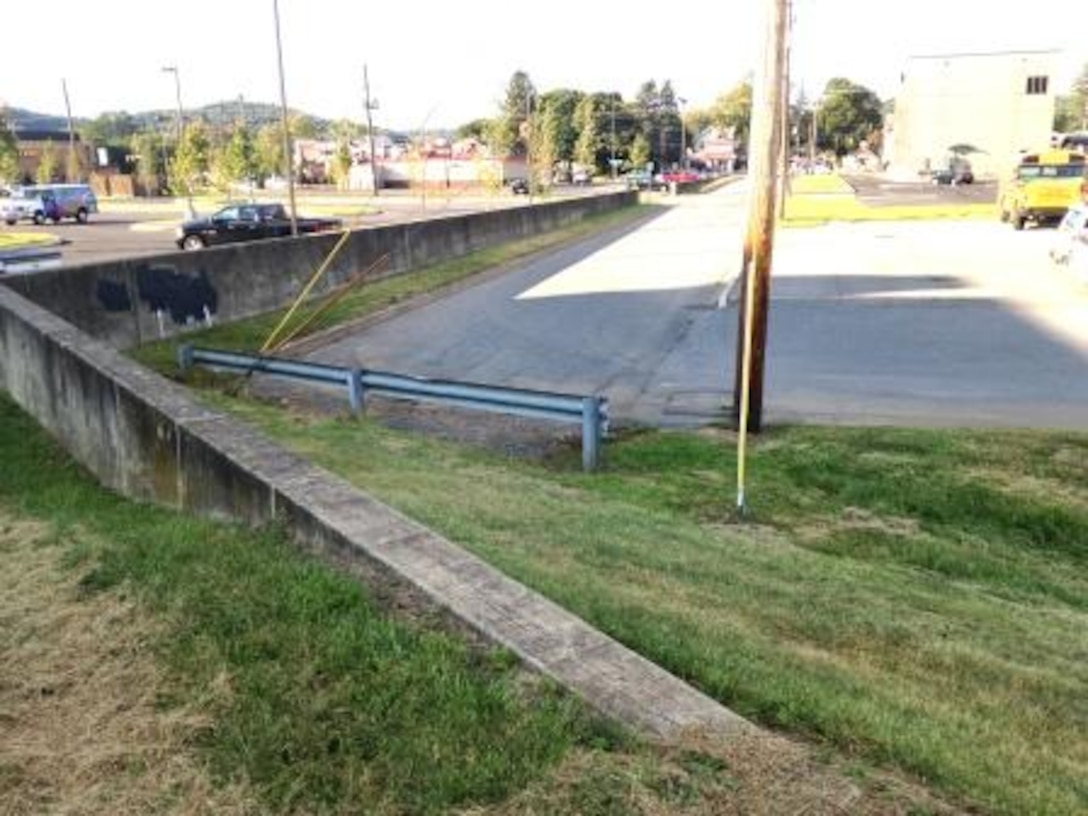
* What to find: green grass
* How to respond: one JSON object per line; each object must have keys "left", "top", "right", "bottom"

{"left": 0, "top": 393, "right": 624, "bottom": 815}
{"left": 188, "top": 395, "right": 1088, "bottom": 816}
{"left": 0, "top": 232, "right": 58, "bottom": 250}
{"left": 130, "top": 204, "right": 654, "bottom": 372}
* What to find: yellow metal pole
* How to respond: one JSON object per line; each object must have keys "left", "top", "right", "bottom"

{"left": 260, "top": 228, "right": 352, "bottom": 353}
{"left": 736, "top": 257, "right": 758, "bottom": 513}
{"left": 272, "top": 253, "right": 390, "bottom": 351}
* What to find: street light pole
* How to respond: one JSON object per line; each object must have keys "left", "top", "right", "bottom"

{"left": 610, "top": 95, "right": 617, "bottom": 179}
{"left": 161, "top": 66, "right": 183, "bottom": 145}
{"left": 525, "top": 91, "right": 533, "bottom": 203}
{"left": 272, "top": 0, "right": 299, "bottom": 236}
{"left": 61, "top": 79, "right": 79, "bottom": 182}
{"left": 161, "top": 65, "right": 194, "bottom": 217}
{"left": 363, "top": 63, "right": 379, "bottom": 197}
{"left": 677, "top": 96, "right": 687, "bottom": 170}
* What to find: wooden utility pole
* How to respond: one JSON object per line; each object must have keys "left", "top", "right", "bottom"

{"left": 61, "top": 79, "right": 79, "bottom": 182}
{"left": 733, "top": 0, "right": 788, "bottom": 510}
{"left": 776, "top": 1, "right": 793, "bottom": 220}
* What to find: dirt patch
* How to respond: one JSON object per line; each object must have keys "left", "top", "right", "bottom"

{"left": 248, "top": 377, "right": 583, "bottom": 461}
{"left": 793, "top": 506, "right": 922, "bottom": 545}
{"left": 0, "top": 512, "right": 256, "bottom": 815}
{"left": 967, "top": 467, "right": 1088, "bottom": 513}
{"left": 467, "top": 729, "right": 962, "bottom": 815}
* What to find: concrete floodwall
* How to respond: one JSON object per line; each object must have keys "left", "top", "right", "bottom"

{"left": 1, "top": 191, "right": 635, "bottom": 350}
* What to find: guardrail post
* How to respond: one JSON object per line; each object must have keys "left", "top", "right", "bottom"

{"left": 582, "top": 396, "right": 603, "bottom": 472}
{"left": 177, "top": 343, "right": 194, "bottom": 373}
{"left": 347, "top": 369, "right": 365, "bottom": 415}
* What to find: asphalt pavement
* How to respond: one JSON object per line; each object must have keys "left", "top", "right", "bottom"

{"left": 300, "top": 183, "right": 1088, "bottom": 433}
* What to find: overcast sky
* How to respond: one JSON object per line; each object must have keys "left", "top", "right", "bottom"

{"left": 3, "top": 0, "right": 1083, "bottom": 130}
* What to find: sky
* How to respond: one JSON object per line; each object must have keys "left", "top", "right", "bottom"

{"left": 3, "top": 1, "right": 1084, "bottom": 131}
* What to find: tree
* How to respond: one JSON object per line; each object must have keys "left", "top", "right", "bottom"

{"left": 168, "top": 121, "right": 210, "bottom": 197}
{"left": 456, "top": 118, "right": 493, "bottom": 142}
{"left": 254, "top": 123, "right": 285, "bottom": 182}
{"left": 329, "top": 137, "right": 353, "bottom": 190}
{"left": 130, "top": 131, "right": 162, "bottom": 195}
{"left": 629, "top": 132, "right": 651, "bottom": 170}
{"left": 817, "top": 78, "right": 883, "bottom": 156}
{"left": 1055, "top": 63, "right": 1088, "bottom": 132}
{"left": 538, "top": 89, "right": 582, "bottom": 163}
{"left": 634, "top": 80, "right": 662, "bottom": 167}
{"left": 532, "top": 104, "right": 560, "bottom": 186}
{"left": 0, "top": 110, "right": 19, "bottom": 184}
{"left": 573, "top": 95, "right": 600, "bottom": 172}
{"left": 493, "top": 70, "right": 536, "bottom": 157}
{"left": 709, "top": 80, "right": 753, "bottom": 145}
{"left": 65, "top": 146, "right": 82, "bottom": 183}
{"left": 211, "top": 123, "right": 256, "bottom": 193}
{"left": 82, "top": 111, "right": 139, "bottom": 148}
{"left": 36, "top": 142, "right": 58, "bottom": 184}
{"left": 289, "top": 114, "right": 319, "bottom": 140}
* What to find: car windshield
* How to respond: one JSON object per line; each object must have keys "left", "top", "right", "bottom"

{"left": 1018, "top": 164, "right": 1086, "bottom": 180}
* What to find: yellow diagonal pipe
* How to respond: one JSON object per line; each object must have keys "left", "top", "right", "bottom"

{"left": 261, "top": 228, "right": 352, "bottom": 354}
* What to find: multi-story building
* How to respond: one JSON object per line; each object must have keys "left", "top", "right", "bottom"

{"left": 885, "top": 50, "right": 1058, "bottom": 180}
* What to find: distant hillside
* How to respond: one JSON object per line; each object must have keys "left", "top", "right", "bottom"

{"left": 4, "top": 101, "right": 333, "bottom": 138}
{"left": 5, "top": 106, "right": 69, "bottom": 133}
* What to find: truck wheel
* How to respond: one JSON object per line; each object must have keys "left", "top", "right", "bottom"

{"left": 181, "top": 235, "right": 206, "bottom": 250}
{"left": 76, "top": 208, "right": 88, "bottom": 224}
{"left": 4, "top": 219, "right": 15, "bottom": 226}
{"left": 33, "top": 211, "right": 45, "bottom": 225}
{"left": 1012, "top": 210, "right": 1026, "bottom": 231}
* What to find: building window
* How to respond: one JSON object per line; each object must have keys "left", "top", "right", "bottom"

{"left": 1026, "top": 76, "right": 1049, "bottom": 95}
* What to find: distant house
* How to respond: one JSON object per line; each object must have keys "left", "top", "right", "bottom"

{"left": 9, "top": 129, "right": 92, "bottom": 184}
{"left": 885, "top": 50, "right": 1058, "bottom": 180}
{"left": 693, "top": 127, "right": 739, "bottom": 171}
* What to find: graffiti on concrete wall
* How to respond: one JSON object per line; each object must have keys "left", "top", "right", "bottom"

{"left": 135, "top": 265, "right": 218, "bottom": 331}
{"left": 94, "top": 264, "right": 220, "bottom": 333}
{"left": 95, "top": 279, "right": 132, "bottom": 312}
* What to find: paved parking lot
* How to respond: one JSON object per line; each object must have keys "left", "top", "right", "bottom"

{"left": 0, "top": 187, "right": 615, "bottom": 268}
{"left": 762, "top": 218, "right": 1088, "bottom": 429}
{"left": 845, "top": 174, "right": 998, "bottom": 207}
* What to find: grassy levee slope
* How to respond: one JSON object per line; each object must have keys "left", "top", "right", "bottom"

{"left": 0, "top": 394, "right": 614, "bottom": 815}
{"left": 199, "top": 395, "right": 1088, "bottom": 816}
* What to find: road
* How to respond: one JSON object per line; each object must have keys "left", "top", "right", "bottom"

{"left": 0, "top": 187, "right": 614, "bottom": 268}
{"left": 303, "top": 184, "right": 1088, "bottom": 432}
{"left": 307, "top": 187, "right": 748, "bottom": 426}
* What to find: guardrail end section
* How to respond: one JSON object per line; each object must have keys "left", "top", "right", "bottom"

{"left": 582, "top": 396, "right": 604, "bottom": 472}
{"left": 177, "top": 343, "right": 195, "bottom": 372}
{"left": 347, "top": 369, "right": 365, "bottom": 415}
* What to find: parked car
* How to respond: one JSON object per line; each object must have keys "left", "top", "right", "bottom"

{"left": 6, "top": 183, "right": 99, "bottom": 223}
{"left": 623, "top": 170, "right": 653, "bottom": 190}
{"left": 571, "top": 168, "right": 591, "bottom": 186}
{"left": 505, "top": 178, "right": 530, "bottom": 195}
{"left": 999, "top": 148, "right": 1087, "bottom": 230}
{"left": 175, "top": 203, "right": 342, "bottom": 250}
{"left": 931, "top": 158, "right": 974, "bottom": 185}
{"left": 1050, "top": 203, "right": 1088, "bottom": 266}
{"left": 1, "top": 189, "right": 61, "bottom": 225}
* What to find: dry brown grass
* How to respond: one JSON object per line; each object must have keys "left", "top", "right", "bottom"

{"left": 0, "top": 512, "right": 257, "bottom": 816}
{"left": 463, "top": 728, "right": 960, "bottom": 816}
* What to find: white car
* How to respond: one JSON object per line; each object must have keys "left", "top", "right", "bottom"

{"left": 1050, "top": 203, "right": 1088, "bottom": 267}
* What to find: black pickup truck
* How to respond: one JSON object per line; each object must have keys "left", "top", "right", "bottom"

{"left": 176, "top": 203, "right": 342, "bottom": 250}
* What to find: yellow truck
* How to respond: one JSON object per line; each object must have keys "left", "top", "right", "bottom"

{"left": 999, "top": 149, "right": 1088, "bottom": 230}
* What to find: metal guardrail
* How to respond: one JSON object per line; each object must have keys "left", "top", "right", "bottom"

{"left": 178, "top": 345, "right": 609, "bottom": 471}
{"left": 0, "top": 245, "right": 63, "bottom": 273}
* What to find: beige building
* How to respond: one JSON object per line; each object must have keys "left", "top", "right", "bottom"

{"left": 886, "top": 50, "right": 1058, "bottom": 180}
